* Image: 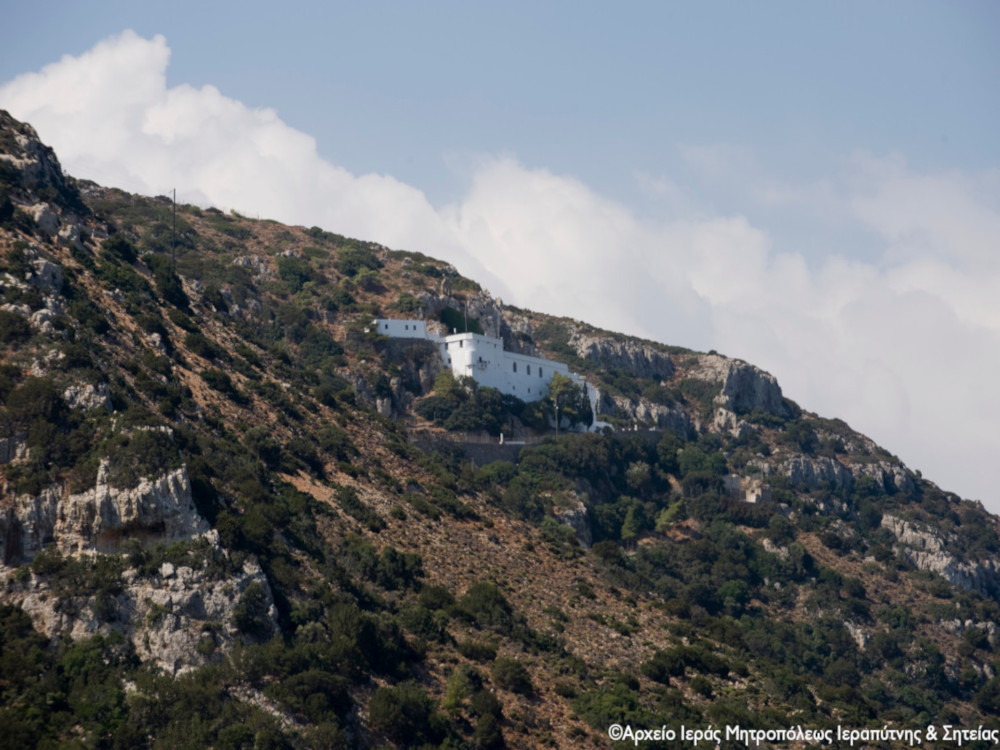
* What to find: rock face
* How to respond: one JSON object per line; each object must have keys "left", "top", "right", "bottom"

{"left": 711, "top": 408, "right": 754, "bottom": 439}
{"left": 0, "top": 110, "right": 85, "bottom": 213}
{"left": 29, "top": 203, "right": 60, "bottom": 236}
{"left": 778, "top": 456, "right": 854, "bottom": 491}
{"left": 881, "top": 515, "right": 1000, "bottom": 597}
{"left": 694, "top": 354, "right": 787, "bottom": 417}
{"left": 569, "top": 332, "right": 674, "bottom": 380}
{"left": 232, "top": 254, "right": 272, "bottom": 281}
{"left": 774, "top": 455, "right": 913, "bottom": 496}
{"left": 28, "top": 258, "right": 64, "bottom": 292}
{"left": 8, "top": 544, "right": 277, "bottom": 675}
{"left": 0, "top": 460, "right": 276, "bottom": 675}
{"left": 594, "top": 388, "right": 694, "bottom": 435}
{"left": 554, "top": 498, "right": 592, "bottom": 548}
{"left": 63, "top": 382, "right": 113, "bottom": 412}
{"left": 0, "top": 432, "right": 28, "bottom": 464}
{"left": 850, "top": 461, "right": 914, "bottom": 494}
{"left": 0, "top": 461, "right": 209, "bottom": 564}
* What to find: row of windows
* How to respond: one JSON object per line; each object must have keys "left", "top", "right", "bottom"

{"left": 512, "top": 362, "right": 543, "bottom": 377}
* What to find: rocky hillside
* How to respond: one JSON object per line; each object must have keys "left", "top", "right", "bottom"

{"left": 1, "top": 110, "right": 999, "bottom": 748}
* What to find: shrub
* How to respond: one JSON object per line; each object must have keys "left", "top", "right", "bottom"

{"left": 491, "top": 658, "right": 533, "bottom": 695}
{"left": 457, "top": 640, "right": 498, "bottom": 663}
{"left": 368, "top": 682, "right": 440, "bottom": 745}
{"left": 0, "top": 309, "right": 31, "bottom": 346}
{"left": 335, "top": 247, "right": 381, "bottom": 277}
{"left": 201, "top": 368, "right": 246, "bottom": 404}
{"left": 185, "top": 332, "right": 223, "bottom": 360}
{"left": 457, "top": 582, "right": 513, "bottom": 631}
{"left": 145, "top": 254, "right": 190, "bottom": 309}
{"left": 101, "top": 234, "right": 137, "bottom": 264}
{"left": 232, "top": 582, "right": 273, "bottom": 640}
{"left": 472, "top": 713, "right": 504, "bottom": 749}
{"left": 334, "top": 486, "right": 386, "bottom": 532}
{"left": 276, "top": 255, "right": 316, "bottom": 293}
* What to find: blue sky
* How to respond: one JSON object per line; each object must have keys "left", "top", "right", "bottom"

{"left": 4, "top": 1, "right": 997, "bottom": 207}
{"left": 2, "top": 1, "right": 999, "bottom": 512}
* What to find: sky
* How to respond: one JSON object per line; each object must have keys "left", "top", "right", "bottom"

{"left": 1, "top": 1, "right": 998, "bottom": 513}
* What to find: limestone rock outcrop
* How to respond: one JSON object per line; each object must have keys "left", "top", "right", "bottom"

{"left": 850, "top": 461, "right": 914, "bottom": 494}
{"left": 881, "top": 515, "right": 1000, "bottom": 597}
{"left": 777, "top": 456, "right": 854, "bottom": 491}
{"left": 28, "top": 258, "right": 64, "bottom": 292}
{"left": 0, "top": 457, "right": 276, "bottom": 674}
{"left": 63, "top": 382, "right": 113, "bottom": 412}
{"left": 594, "top": 388, "right": 693, "bottom": 434}
{"left": 0, "top": 461, "right": 208, "bottom": 565}
{"left": 569, "top": 332, "right": 674, "bottom": 380}
{"left": 0, "top": 110, "right": 85, "bottom": 214}
{"left": 554, "top": 498, "right": 592, "bottom": 548}
{"left": 711, "top": 408, "right": 754, "bottom": 439}
{"left": 694, "top": 354, "right": 788, "bottom": 417}
{"left": 774, "top": 455, "right": 913, "bottom": 496}
{"left": 8, "top": 544, "right": 277, "bottom": 675}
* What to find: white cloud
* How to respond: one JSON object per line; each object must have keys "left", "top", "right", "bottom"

{"left": 2, "top": 31, "right": 998, "bottom": 514}
{"left": 0, "top": 30, "right": 492, "bottom": 286}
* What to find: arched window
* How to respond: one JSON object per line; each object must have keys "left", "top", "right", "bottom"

{"left": 527, "top": 365, "right": 531, "bottom": 375}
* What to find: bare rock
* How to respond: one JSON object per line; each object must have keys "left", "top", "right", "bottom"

{"left": 881, "top": 514, "right": 1000, "bottom": 597}
{"left": 232, "top": 255, "right": 272, "bottom": 280}
{"left": 569, "top": 332, "right": 674, "bottom": 380}
{"left": 843, "top": 620, "right": 870, "bottom": 650}
{"left": 0, "top": 462, "right": 208, "bottom": 565}
{"left": 0, "top": 113, "right": 83, "bottom": 211}
{"left": 57, "top": 223, "right": 83, "bottom": 249}
{"left": 0, "top": 431, "right": 28, "bottom": 464}
{"left": 63, "top": 383, "right": 113, "bottom": 412}
{"left": 711, "top": 408, "right": 754, "bottom": 438}
{"left": 694, "top": 354, "right": 788, "bottom": 417}
{"left": 29, "top": 347, "right": 65, "bottom": 376}
{"left": 28, "top": 258, "right": 63, "bottom": 292}
{"left": 777, "top": 455, "right": 853, "bottom": 491}
{"left": 595, "top": 387, "right": 693, "bottom": 434}
{"left": 28, "top": 203, "right": 60, "bottom": 236}
{"left": 849, "top": 461, "right": 914, "bottom": 494}
{"left": 9, "top": 547, "right": 278, "bottom": 675}
{"left": 554, "top": 498, "right": 592, "bottom": 548}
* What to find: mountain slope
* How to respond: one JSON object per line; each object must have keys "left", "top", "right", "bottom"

{"left": 1, "top": 110, "right": 999, "bottom": 748}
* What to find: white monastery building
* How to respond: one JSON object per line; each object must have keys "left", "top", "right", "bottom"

{"left": 372, "top": 318, "right": 580, "bottom": 402}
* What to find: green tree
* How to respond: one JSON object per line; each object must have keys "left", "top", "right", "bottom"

{"left": 547, "top": 372, "right": 590, "bottom": 432}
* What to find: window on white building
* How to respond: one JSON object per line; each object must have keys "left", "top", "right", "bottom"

{"left": 539, "top": 368, "right": 543, "bottom": 377}
{"left": 527, "top": 365, "right": 531, "bottom": 375}
{"left": 512, "top": 362, "right": 517, "bottom": 373}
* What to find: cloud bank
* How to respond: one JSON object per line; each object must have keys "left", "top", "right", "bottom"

{"left": 3, "top": 31, "right": 998, "bottom": 513}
